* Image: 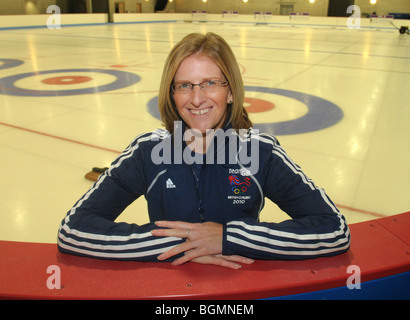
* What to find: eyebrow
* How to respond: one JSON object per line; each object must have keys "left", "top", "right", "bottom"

{"left": 173, "top": 77, "right": 225, "bottom": 83}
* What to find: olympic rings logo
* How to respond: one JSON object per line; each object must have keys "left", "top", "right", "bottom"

{"left": 232, "top": 186, "right": 248, "bottom": 194}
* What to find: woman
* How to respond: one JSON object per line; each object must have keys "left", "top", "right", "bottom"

{"left": 58, "top": 33, "right": 350, "bottom": 269}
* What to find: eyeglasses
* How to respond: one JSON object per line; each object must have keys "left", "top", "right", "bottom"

{"left": 172, "top": 80, "right": 228, "bottom": 94}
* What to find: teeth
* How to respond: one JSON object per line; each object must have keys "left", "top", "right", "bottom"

{"left": 190, "top": 108, "right": 210, "bottom": 115}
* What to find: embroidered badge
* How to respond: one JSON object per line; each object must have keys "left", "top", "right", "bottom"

{"left": 229, "top": 175, "right": 251, "bottom": 194}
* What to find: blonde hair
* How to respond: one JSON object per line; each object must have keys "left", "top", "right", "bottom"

{"left": 158, "top": 32, "right": 252, "bottom": 133}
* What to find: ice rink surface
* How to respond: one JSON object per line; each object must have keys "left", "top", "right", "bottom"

{"left": 0, "top": 21, "right": 409, "bottom": 243}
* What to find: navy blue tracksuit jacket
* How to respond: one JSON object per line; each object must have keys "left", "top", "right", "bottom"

{"left": 58, "top": 124, "right": 350, "bottom": 261}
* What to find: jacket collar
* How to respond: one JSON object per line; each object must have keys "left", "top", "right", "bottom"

{"left": 172, "top": 119, "right": 239, "bottom": 164}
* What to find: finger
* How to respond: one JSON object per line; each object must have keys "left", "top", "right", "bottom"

{"left": 216, "top": 254, "right": 254, "bottom": 265}
{"left": 155, "top": 220, "right": 196, "bottom": 230}
{"left": 191, "top": 255, "right": 243, "bottom": 270}
{"left": 170, "top": 248, "right": 201, "bottom": 266}
{"left": 157, "top": 242, "right": 193, "bottom": 261}
{"left": 151, "top": 228, "right": 189, "bottom": 238}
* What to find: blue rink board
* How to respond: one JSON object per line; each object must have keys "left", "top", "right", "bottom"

{"left": 264, "top": 271, "right": 410, "bottom": 300}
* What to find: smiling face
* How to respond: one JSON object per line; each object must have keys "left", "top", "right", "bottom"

{"left": 172, "top": 54, "right": 233, "bottom": 134}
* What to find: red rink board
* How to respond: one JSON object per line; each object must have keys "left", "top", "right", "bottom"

{"left": 0, "top": 212, "right": 409, "bottom": 299}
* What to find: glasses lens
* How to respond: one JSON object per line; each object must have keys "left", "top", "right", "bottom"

{"left": 173, "top": 83, "right": 191, "bottom": 93}
{"left": 202, "top": 81, "right": 218, "bottom": 92}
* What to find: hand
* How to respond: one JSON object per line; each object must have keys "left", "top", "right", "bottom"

{"left": 151, "top": 221, "right": 254, "bottom": 269}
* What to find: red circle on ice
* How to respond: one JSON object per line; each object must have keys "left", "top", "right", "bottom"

{"left": 41, "top": 76, "right": 92, "bottom": 85}
{"left": 243, "top": 97, "right": 275, "bottom": 113}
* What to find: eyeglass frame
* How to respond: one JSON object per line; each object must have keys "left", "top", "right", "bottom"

{"left": 171, "top": 80, "right": 229, "bottom": 94}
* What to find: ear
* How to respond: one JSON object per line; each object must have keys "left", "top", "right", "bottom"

{"left": 227, "top": 90, "right": 233, "bottom": 104}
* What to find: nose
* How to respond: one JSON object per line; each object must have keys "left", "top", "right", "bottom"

{"left": 190, "top": 85, "right": 207, "bottom": 107}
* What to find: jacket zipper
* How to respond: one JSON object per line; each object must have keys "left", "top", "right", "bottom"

{"left": 191, "top": 167, "right": 205, "bottom": 222}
